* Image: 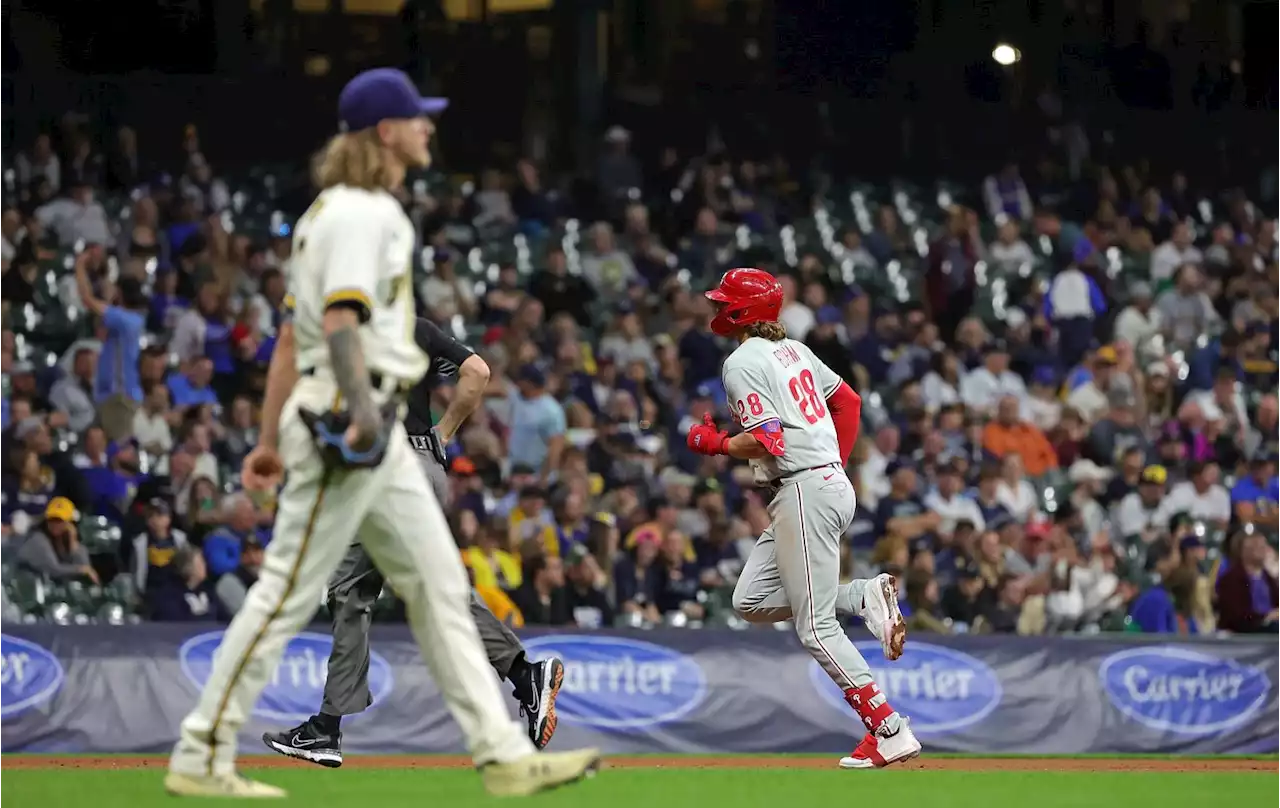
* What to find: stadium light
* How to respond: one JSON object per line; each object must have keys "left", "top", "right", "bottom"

{"left": 992, "top": 43, "right": 1021, "bottom": 66}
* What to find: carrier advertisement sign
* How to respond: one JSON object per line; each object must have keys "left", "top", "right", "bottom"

{"left": 0, "top": 626, "right": 1275, "bottom": 755}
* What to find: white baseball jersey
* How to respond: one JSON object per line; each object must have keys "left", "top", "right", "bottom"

{"left": 286, "top": 185, "right": 428, "bottom": 386}
{"left": 722, "top": 336, "right": 843, "bottom": 482}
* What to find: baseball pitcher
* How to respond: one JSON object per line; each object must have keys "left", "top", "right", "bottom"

{"left": 262, "top": 317, "right": 563, "bottom": 768}
{"left": 165, "top": 68, "right": 599, "bottom": 799}
{"left": 686, "top": 268, "right": 921, "bottom": 769}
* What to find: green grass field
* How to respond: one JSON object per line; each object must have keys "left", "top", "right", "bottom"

{"left": 3, "top": 756, "right": 1275, "bottom": 808}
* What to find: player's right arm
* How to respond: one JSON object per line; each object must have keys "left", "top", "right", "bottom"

{"left": 691, "top": 363, "right": 778, "bottom": 458}
{"left": 318, "top": 201, "right": 385, "bottom": 450}
{"left": 722, "top": 364, "right": 785, "bottom": 459}
{"left": 724, "top": 431, "right": 771, "bottom": 460}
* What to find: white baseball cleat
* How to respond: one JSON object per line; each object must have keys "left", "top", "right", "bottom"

{"left": 839, "top": 719, "right": 922, "bottom": 769}
{"left": 164, "top": 772, "right": 287, "bottom": 798}
{"left": 481, "top": 747, "right": 602, "bottom": 797}
{"left": 859, "top": 573, "right": 907, "bottom": 661}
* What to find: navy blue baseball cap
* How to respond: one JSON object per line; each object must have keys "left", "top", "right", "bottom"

{"left": 338, "top": 69, "right": 449, "bottom": 132}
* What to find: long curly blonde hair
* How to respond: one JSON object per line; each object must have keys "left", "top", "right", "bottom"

{"left": 312, "top": 130, "right": 393, "bottom": 191}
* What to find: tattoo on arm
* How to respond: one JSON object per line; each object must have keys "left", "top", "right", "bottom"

{"left": 327, "top": 326, "right": 380, "bottom": 432}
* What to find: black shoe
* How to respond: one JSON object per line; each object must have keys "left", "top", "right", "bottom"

{"left": 262, "top": 717, "right": 343, "bottom": 768}
{"left": 518, "top": 656, "right": 564, "bottom": 750}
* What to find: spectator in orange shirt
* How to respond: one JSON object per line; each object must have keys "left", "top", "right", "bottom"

{"left": 983, "top": 395, "right": 1059, "bottom": 477}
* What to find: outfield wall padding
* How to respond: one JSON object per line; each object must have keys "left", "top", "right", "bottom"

{"left": 2, "top": 625, "right": 1275, "bottom": 755}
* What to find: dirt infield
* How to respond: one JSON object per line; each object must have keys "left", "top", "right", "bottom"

{"left": 5, "top": 755, "right": 1273, "bottom": 773}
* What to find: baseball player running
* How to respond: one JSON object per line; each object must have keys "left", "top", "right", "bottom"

{"left": 262, "top": 317, "right": 563, "bottom": 768}
{"left": 686, "top": 268, "right": 921, "bottom": 769}
{"left": 165, "top": 68, "right": 598, "bottom": 798}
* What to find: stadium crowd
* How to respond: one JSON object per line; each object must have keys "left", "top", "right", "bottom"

{"left": 2, "top": 111, "right": 1277, "bottom": 637}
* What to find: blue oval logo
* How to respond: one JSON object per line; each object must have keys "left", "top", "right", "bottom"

{"left": 1, "top": 634, "right": 65, "bottom": 719}
{"left": 1099, "top": 646, "right": 1271, "bottom": 735}
{"left": 521, "top": 635, "right": 706, "bottom": 730}
{"left": 179, "top": 631, "right": 394, "bottom": 723}
{"left": 810, "top": 641, "right": 1002, "bottom": 734}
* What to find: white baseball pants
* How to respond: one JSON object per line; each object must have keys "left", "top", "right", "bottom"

{"left": 170, "top": 375, "right": 534, "bottom": 776}
{"left": 731, "top": 467, "right": 876, "bottom": 690}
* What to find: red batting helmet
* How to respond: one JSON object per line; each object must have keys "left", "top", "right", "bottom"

{"left": 704, "top": 268, "right": 783, "bottom": 337}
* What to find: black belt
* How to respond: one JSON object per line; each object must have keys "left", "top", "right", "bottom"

{"left": 300, "top": 366, "right": 413, "bottom": 396}
{"left": 407, "top": 431, "right": 445, "bottom": 464}
{"left": 766, "top": 462, "right": 842, "bottom": 496}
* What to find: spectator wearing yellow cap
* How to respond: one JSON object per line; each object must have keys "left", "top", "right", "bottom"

{"left": 1113, "top": 465, "right": 1168, "bottom": 543}
{"left": 1066, "top": 345, "right": 1126, "bottom": 423}
{"left": 16, "top": 497, "right": 98, "bottom": 583}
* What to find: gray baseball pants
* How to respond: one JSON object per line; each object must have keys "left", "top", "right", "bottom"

{"left": 731, "top": 465, "right": 876, "bottom": 691}
{"left": 320, "top": 449, "right": 525, "bottom": 717}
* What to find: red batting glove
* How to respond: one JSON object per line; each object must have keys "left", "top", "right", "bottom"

{"left": 687, "top": 414, "right": 730, "bottom": 456}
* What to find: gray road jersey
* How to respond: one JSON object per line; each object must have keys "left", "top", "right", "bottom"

{"left": 722, "top": 337, "right": 843, "bottom": 483}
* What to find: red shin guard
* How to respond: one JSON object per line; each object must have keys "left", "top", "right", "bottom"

{"left": 844, "top": 681, "right": 896, "bottom": 733}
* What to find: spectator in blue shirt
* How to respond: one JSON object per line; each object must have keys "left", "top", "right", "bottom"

{"left": 1185, "top": 331, "right": 1239, "bottom": 392}
{"left": 1129, "top": 538, "right": 1202, "bottom": 633}
{"left": 202, "top": 492, "right": 261, "bottom": 578}
{"left": 74, "top": 247, "right": 147, "bottom": 403}
{"left": 82, "top": 438, "right": 145, "bottom": 526}
{"left": 873, "top": 459, "right": 939, "bottom": 548}
{"left": 168, "top": 356, "right": 219, "bottom": 410}
{"left": 507, "top": 365, "right": 566, "bottom": 482}
{"left": 1230, "top": 452, "right": 1279, "bottom": 530}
